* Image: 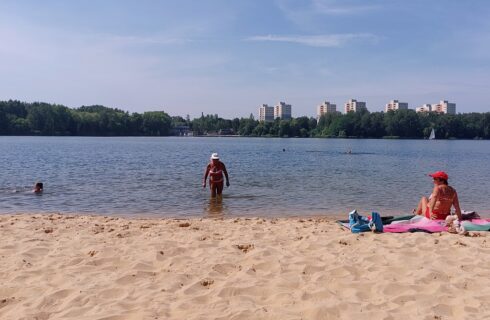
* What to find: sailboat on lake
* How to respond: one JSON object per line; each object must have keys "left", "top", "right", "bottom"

{"left": 429, "top": 128, "right": 436, "bottom": 140}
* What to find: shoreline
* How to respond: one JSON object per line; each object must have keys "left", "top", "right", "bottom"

{"left": 2, "top": 210, "right": 487, "bottom": 221}
{"left": 1, "top": 135, "right": 489, "bottom": 140}
{"left": 0, "top": 210, "right": 348, "bottom": 221}
{"left": 1, "top": 213, "right": 489, "bottom": 319}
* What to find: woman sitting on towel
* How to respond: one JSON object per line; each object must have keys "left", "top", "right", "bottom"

{"left": 414, "top": 171, "right": 462, "bottom": 220}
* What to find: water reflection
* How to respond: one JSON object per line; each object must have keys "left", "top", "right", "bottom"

{"left": 205, "top": 196, "right": 225, "bottom": 216}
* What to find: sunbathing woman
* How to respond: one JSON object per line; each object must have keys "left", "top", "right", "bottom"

{"left": 414, "top": 171, "right": 462, "bottom": 220}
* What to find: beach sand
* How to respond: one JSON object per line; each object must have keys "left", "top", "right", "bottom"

{"left": 1, "top": 213, "right": 489, "bottom": 320}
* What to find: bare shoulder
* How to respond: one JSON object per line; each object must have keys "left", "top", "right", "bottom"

{"left": 432, "top": 185, "right": 440, "bottom": 194}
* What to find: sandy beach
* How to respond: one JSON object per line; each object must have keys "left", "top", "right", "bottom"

{"left": 1, "top": 213, "right": 489, "bottom": 320}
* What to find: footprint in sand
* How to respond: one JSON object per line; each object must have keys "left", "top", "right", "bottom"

{"left": 338, "top": 240, "right": 349, "bottom": 246}
{"left": 302, "top": 265, "right": 325, "bottom": 275}
{"left": 200, "top": 279, "right": 214, "bottom": 287}
{"left": 35, "top": 289, "right": 75, "bottom": 309}
{"left": 98, "top": 288, "right": 128, "bottom": 300}
{"left": 235, "top": 244, "right": 254, "bottom": 253}
{"left": 92, "top": 225, "right": 104, "bottom": 234}
{"left": 156, "top": 250, "right": 165, "bottom": 261}
{"left": 27, "top": 312, "right": 50, "bottom": 320}
{"left": 115, "top": 274, "right": 139, "bottom": 285}
{"left": 0, "top": 297, "right": 16, "bottom": 309}
{"left": 212, "top": 263, "right": 238, "bottom": 275}
{"left": 22, "top": 247, "right": 50, "bottom": 259}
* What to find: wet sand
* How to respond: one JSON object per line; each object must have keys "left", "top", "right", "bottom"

{"left": 1, "top": 213, "right": 489, "bottom": 319}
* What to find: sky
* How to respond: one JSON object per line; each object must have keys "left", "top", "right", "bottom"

{"left": 0, "top": 0, "right": 489, "bottom": 118}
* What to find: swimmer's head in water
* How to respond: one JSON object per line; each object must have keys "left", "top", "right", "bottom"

{"left": 34, "top": 182, "right": 43, "bottom": 192}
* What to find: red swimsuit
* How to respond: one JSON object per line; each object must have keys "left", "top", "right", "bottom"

{"left": 209, "top": 164, "right": 224, "bottom": 185}
{"left": 207, "top": 162, "right": 226, "bottom": 186}
{"left": 424, "top": 207, "right": 447, "bottom": 220}
{"left": 425, "top": 187, "right": 455, "bottom": 220}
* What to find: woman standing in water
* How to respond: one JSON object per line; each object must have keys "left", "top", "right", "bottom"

{"left": 202, "top": 153, "right": 230, "bottom": 198}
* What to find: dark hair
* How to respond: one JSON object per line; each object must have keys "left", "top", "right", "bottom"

{"left": 433, "top": 178, "right": 448, "bottom": 185}
{"left": 35, "top": 182, "right": 43, "bottom": 189}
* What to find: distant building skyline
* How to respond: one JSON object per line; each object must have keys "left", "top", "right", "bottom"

{"left": 385, "top": 100, "right": 409, "bottom": 112}
{"left": 415, "top": 101, "right": 456, "bottom": 114}
{"left": 432, "top": 100, "right": 456, "bottom": 115}
{"left": 274, "top": 102, "right": 292, "bottom": 120}
{"left": 256, "top": 98, "right": 459, "bottom": 120}
{"left": 344, "top": 99, "right": 367, "bottom": 113}
{"left": 416, "top": 104, "right": 432, "bottom": 113}
{"left": 317, "top": 101, "right": 337, "bottom": 120}
{"left": 258, "top": 101, "right": 292, "bottom": 121}
{"left": 258, "top": 104, "right": 274, "bottom": 122}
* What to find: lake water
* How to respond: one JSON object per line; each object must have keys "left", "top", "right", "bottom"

{"left": 0, "top": 137, "right": 489, "bottom": 217}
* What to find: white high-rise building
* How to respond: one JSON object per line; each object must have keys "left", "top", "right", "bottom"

{"left": 317, "top": 101, "right": 337, "bottom": 120}
{"left": 416, "top": 104, "right": 432, "bottom": 113}
{"left": 258, "top": 104, "right": 274, "bottom": 122}
{"left": 385, "top": 100, "right": 409, "bottom": 112}
{"left": 344, "top": 99, "right": 367, "bottom": 113}
{"left": 432, "top": 100, "right": 456, "bottom": 114}
{"left": 274, "top": 102, "right": 292, "bottom": 120}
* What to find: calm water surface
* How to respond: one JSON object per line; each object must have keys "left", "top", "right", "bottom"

{"left": 0, "top": 137, "right": 489, "bottom": 217}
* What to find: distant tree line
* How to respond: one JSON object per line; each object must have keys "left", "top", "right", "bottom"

{"left": 0, "top": 100, "right": 172, "bottom": 136}
{"left": 0, "top": 100, "right": 489, "bottom": 139}
{"left": 314, "top": 109, "right": 490, "bottom": 139}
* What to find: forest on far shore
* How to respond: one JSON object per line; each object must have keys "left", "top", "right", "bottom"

{"left": 1, "top": 100, "right": 489, "bottom": 139}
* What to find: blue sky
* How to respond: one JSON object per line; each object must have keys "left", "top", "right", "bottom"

{"left": 1, "top": 0, "right": 489, "bottom": 118}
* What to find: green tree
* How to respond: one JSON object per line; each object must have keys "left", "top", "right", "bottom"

{"left": 238, "top": 118, "right": 257, "bottom": 136}
{"left": 0, "top": 106, "right": 8, "bottom": 134}
{"left": 252, "top": 122, "right": 266, "bottom": 136}
{"left": 10, "top": 117, "right": 30, "bottom": 134}
{"left": 279, "top": 120, "right": 291, "bottom": 137}
{"left": 0, "top": 100, "right": 489, "bottom": 139}
{"left": 142, "top": 111, "right": 172, "bottom": 136}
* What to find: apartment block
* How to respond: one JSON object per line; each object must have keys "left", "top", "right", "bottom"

{"left": 432, "top": 100, "right": 456, "bottom": 114}
{"left": 344, "top": 99, "right": 367, "bottom": 113}
{"left": 385, "top": 100, "right": 409, "bottom": 112}
{"left": 258, "top": 104, "right": 274, "bottom": 122}
{"left": 317, "top": 101, "right": 337, "bottom": 120}
{"left": 274, "top": 102, "right": 292, "bottom": 120}
{"left": 416, "top": 104, "right": 432, "bottom": 113}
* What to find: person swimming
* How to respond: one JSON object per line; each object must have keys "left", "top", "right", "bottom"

{"left": 33, "top": 182, "right": 43, "bottom": 193}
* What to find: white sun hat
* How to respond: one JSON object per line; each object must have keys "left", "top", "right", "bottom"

{"left": 210, "top": 153, "right": 219, "bottom": 160}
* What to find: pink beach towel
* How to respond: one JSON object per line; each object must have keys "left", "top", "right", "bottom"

{"left": 467, "top": 219, "right": 490, "bottom": 225}
{"left": 383, "top": 217, "right": 447, "bottom": 233}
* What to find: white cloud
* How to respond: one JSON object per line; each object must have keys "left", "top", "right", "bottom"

{"left": 246, "top": 34, "right": 379, "bottom": 47}
{"left": 311, "top": 0, "right": 381, "bottom": 15}
{"left": 102, "top": 34, "right": 191, "bottom": 46}
{"left": 274, "top": 0, "right": 383, "bottom": 30}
